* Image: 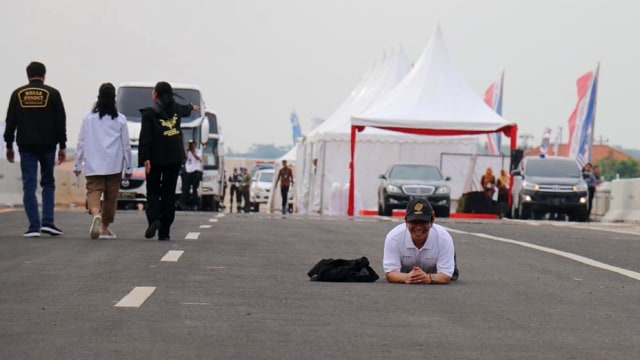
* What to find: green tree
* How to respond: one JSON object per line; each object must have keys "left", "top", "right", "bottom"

{"left": 596, "top": 157, "right": 640, "bottom": 180}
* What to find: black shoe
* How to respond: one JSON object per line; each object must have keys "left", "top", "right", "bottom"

{"left": 158, "top": 236, "right": 171, "bottom": 241}
{"left": 24, "top": 229, "right": 41, "bottom": 238}
{"left": 145, "top": 220, "right": 161, "bottom": 239}
{"left": 41, "top": 224, "right": 63, "bottom": 236}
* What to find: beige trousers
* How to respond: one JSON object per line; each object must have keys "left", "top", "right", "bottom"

{"left": 86, "top": 173, "right": 121, "bottom": 225}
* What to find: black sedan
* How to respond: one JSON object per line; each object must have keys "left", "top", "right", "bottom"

{"left": 377, "top": 164, "right": 451, "bottom": 217}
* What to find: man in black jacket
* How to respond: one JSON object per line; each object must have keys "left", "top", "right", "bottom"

{"left": 3, "top": 61, "right": 67, "bottom": 237}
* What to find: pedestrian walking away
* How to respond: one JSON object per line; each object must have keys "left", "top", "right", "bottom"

{"left": 73, "top": 83, "right": 133, "bottom": 239}
{"left": 275, "top": 159, "right": 294, "bottom": 214}
{"left": 383, "top": 199, "right": 457, "bottom": 284}
{"left": 139, "top": 81, "right": 199, "bottom": 240}
{"left": 3, "top": 61, "right": 67, "bottom": 237}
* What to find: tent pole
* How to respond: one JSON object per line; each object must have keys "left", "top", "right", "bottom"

{"left": 348, "top": 126, "right": 357, "bottom": 216}
{"left": 508, "top": 125, "right": 518, "bottom": 207}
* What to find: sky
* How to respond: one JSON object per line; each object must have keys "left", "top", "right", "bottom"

{"left": 1, "top": 0, "right": 639, "bottom": 153}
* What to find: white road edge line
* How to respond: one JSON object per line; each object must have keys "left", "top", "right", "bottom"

{"left": 180, "top": 302, "right": 212, "bottom": 305}
{"left": 161, "top": 250, "right": 184, "bottom": 262}
{"left": 446, "top": 227, "right": 640, "bottom": 281}
{"left": 185, "top": 232, "right": 200, "bottom": 240}
{"left": 114, "top": 286, "right": 156, "bottom": 308}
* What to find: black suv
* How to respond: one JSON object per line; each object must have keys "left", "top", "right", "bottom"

{"left": 511, "top": 156, "right": 589, "bottom": 221}
{"left": 377, "top": 164, "right": 451, "bottom": 217}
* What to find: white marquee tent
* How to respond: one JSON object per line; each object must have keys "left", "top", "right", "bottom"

{"left": 348, "top": 25, "right": 518, "bottom": 215}
{"left": 296, "top": 46, "right": 478, "bottom": 215}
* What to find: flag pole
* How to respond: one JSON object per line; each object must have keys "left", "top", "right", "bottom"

{"left": 587, "top": 63, "right": 600, "bottom": 164}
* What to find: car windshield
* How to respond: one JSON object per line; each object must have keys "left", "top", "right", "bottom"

{"left": 117, "top": 86, "right": 202, "bottom": 122}
{"left": 258, "top": 172, "right": 274, "bottom": 182}
{"left": 389, "top": 165, "right": 443, "bottom": 181}
{"left": 525, "top": 159, "right": 581, "bottom": 178}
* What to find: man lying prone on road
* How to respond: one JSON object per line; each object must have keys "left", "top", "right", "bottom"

{"left": 383, "top": 199, "right": 456, "bottom": 284}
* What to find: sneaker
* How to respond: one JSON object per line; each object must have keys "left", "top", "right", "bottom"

{"left": 24, "top": 230, "right": 41, "bottom": 237}
{"left": 99, "top": 229, "right": 117, "bottom": 239}
{"left": 145, "top": 220, "right": 161, "bottom": 239}
{"left": 41, "top": 224, "right": 63, "bottom": 236}
{"left": 90, "top": 215, "right": 102, "bottom": 239}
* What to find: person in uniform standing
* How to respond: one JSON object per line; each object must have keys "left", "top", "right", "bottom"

{"left": 228, "top": 167, "right": 241, "bottom": 213}
{"left": 239, "top": 167, "right": 251, "bottom": 213}
{"left": 383, "top": 199, "right": 456, "bottom": 284}
{"left": 73, "top": 83, "right": 133, "bottom": 239}
{"left": 582, "top": 162, "right": 597, "bottom": 220}
{"left": 139, "top": 81, "right": 198, "bottom": 240}
{"left": 275, "top": 159, "right": 294, "bottom": 214}
{"left": 3, "top": 61, "right": 67, "bottom": 237}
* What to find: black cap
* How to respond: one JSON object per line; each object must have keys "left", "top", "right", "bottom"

{"left": 405, "top": 199, "right": 433, "bottom": 222}
{"left": 154, "top": 81, "right": 173, "bottom": 97}
{"left": 26, "top": 61, "right": 46, "bottom": 78}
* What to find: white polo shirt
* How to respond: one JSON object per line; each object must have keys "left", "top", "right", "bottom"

{"left": 383, "top": 222, "right": 455, "bottom": 277}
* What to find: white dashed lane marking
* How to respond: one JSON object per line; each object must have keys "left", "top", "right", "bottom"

{"left": 199, "top": 225, "right": 212, "bottom": 229}
{"left": 208, "top": 218, "right": 219, "bottom": 223}
{"left": 161, "top": 250, "right": 184, "bottom": 262}
{"left": 114, "top": 286, "right": 156, "bottom": 308}
{"left": 447, "top": 227, "right": 640, "bottom": 281}
{"left": 185, "top": 232, "right": 200, "bottom": 240}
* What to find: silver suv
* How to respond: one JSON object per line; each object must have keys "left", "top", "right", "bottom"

{"left": 511, "top": 156, "right": 589, "bottom": 221}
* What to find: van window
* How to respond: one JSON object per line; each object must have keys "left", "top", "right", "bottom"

{"left": 203, "top": 139, "right": 220, "bottom": 170}
{"left": 117, "top": 86, "right": 202, "bottom": 122}
{"left": 205, "top": 113, "right": 219, "bottom": 135}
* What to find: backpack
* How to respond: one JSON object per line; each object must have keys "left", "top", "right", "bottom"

{"left": 307, "top": 256, "right": 379, "bottom": 282}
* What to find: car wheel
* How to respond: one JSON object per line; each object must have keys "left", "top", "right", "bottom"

{"left": 570, "top": 208, "right": 588, "bottom": 222}
{"left": 379, "top": 199, "right": 392, "bottom": 216}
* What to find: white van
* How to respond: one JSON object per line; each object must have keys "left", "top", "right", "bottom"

{"left": 201, "top": 109, "right": 225, "bottom": 211}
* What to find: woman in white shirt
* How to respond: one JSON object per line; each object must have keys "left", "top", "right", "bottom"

{"left": 73, "top": 83, "right": 132, "bottom": 239}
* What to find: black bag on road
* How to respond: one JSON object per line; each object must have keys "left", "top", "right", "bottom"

{"left": 307, "top": 256, "right": 379, "bottom": 282}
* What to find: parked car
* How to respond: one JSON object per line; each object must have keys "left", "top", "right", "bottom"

{"left": 377, "top": 164, "right": 451, "bottom": 217}
{"left": 249, "top": 168, "right": 294, "bottom": 212}
{"left": 510, "top": 156, "right": 589, "bottom": 221}
{"left": 249, "top": 168, "right": 274, "bottom": 212}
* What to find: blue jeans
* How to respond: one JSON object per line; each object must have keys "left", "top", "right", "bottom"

{"left": 19, "top": 150, "right": 56, "bottom": 231}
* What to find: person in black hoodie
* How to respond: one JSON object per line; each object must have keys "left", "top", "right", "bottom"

{"left": 3, "top": 61, "right": 67, "bottom": 237}
{"left": 139, "top": 81, "right": 198, "bottom": 240}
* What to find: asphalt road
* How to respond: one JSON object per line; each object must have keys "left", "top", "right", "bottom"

{"left": 1, "top": 209, "right": 639, "bottom": 360}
